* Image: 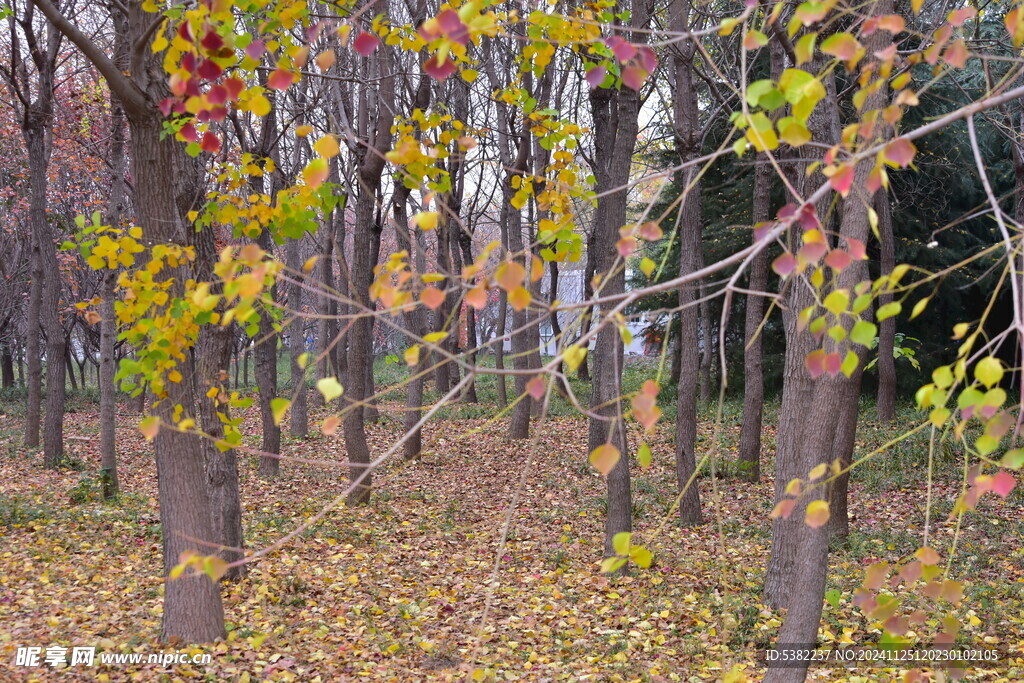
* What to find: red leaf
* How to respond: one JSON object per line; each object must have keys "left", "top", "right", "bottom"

{"left": 621, "top": 66, "right": 647, "bottom": 91}
{"left": 605, "top": 36, "right": 637, "bottom": 63}
{"left": 884, "top": 138, "right": 916, "bottom": 168}
{"left": 424, "top": 55, "right": 457, "bottom": 81}
{"left": 992, "top": 470, "right": 1016, "bottom": 498}
{"left": 826, "top": 164, "right": 855, "bottom": 197}
{"left": 616, "top": 235, "right": 637, "bottom": 257}
{"left": 636, "top": 46, "right": 657, "bottom": 73}
{"left": 223, "top": 77, "right": 245, "bottom": 101}
{"left": 159, "top": 97, "right": 176, "bottom": 116}
{"left": 200, "top": 30, "right": 224, "bottom": 53}
{"left": 198, "top": 58, "right": 223, "bottom": 81}
{"left": 200, "top": 132, "right": 221, "bottom": 154}
{"left": 824, "top": 352, "right": 843, "bottom": 377}
{"left": 585, "top": 65, "right": 607, "bottom": 89}
{"left": 846, "top": 237, "right": 867, "bottom": 260}
{"left": 181, "top": 53, "right": 196, "bottom": 73}
{"left": 824, "top": 249, "right": 852, "bottom": 271}
{"left": 805, "top": 349, "right": 827, "bottom": 378}
{"left": 246, "top": 40, "right": 265, "bottom": 60}
{"left": 208, "top": 106, "right": 227, "bottom": 123}
{"left": 179, "top": 122, "right": 199, "bottom": 142}
{"left": 799, "top": 241, "right": 827, "bottom": 263}
{"left": 772, "top": 253, "right": 797, "bottom": 276}
{"left": 268, "top": 68, "right": 295, "bottom": 90}
{"left": 177, "top": 21, "right": 193, "bottom": 43}
{"left": 207, "top": 84, "right": 227, "bottom": 105}
{"left": 526, "top": 376, "right": 546, "bottom": 400}
{"left": 797, "top": 203, "right": 820, "bottom": 230}
{"left": 353, "top": 31, "right": 381, "bottom": 56}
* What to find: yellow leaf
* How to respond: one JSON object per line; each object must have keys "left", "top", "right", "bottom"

{"left": 250, "top": 94, "right": 271, "bottom": 117}
{"left": 461, "top": 68, "right": 479, "bottom": 83}
{"left": 317, "top": 377, "right": 344, "bottom": 402}
{"left": 295, "top": 125, "right": 313, "bottom": 137}
{"left": 424, "top": 331, "right": 448, "bottom": 343}
{"left": 404, "top": 345, "right": 420, "bottom": 366}
{"left": 590, "top": 443, "right": 621, "bottom": 476}
{"left": 303, "top": 256, "right": 318, "bottom": 272}
{"left": 314, "top": 135, "right": 340, "bottom": 158}
{"left": 508, "top": 286, "right": 531, "bottom": 311}
{"left": 564, "top": 345, "right": 587, "bottom": 372}
{"left": 413, "top": 211, "right": 439, "bottom": 231}
{"left": 139, "top": 416, "right": 160, "bottom": 441}
{"left": 805, "top": 500, "right": 830, "bottom": 528}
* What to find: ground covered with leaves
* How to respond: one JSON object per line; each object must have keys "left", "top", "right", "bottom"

{"left": 1, "top": 390, "right": 1023, "bottom": 681}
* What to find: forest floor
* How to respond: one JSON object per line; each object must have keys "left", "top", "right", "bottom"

{"left": 0, "top": 385, "right": 1023, "bottom": 682}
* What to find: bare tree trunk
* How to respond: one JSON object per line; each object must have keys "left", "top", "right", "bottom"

{"left": 26, "top": 124, "right": 65, "bottom": 468}
{"left": 588, "top": 0, "right": 652, "bottom": 565}
{"left": 736, "top": 156, "right": 772, "bottom": 482}
{"left": 736, "top": 38, "right": 783, "bottom": 482}
{"left": 24, "top": 234, "right": 41, "bottom": 448}
{"left": 875, "top": 191, "right": 896, "bottom": 421}
{"left": 344, "top": 49, "right": 394, "bottom": 505}
{"left": 495, "top": 290, "right": 508, "bottom": 408}
{"left": 698, "top": 289, "right": 713, "bottom": 404}
{"left": 670, "top": 0, "right": 704, "bottom": 527}
{"left": 286, "top": 237, "right": 308, "bottom": 437}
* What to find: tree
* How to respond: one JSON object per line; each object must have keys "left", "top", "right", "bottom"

{"left": 34, "top": 0, "right": 226, "bottom": 642}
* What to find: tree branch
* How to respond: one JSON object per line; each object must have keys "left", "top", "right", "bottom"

{"left": 31, "top": 0, "right": 147, "bottom": 115}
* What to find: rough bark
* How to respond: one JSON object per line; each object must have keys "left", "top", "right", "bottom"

{"left": 588, "top": 0, "right": 652, "bottom": 564}
{"left": 736, "top": 37, "right": 783, "bottom": 482}
{"left": 670, "top": 0, "right": 704, "bottom": 527}
{"left": 765, "top": 7, "right": 893, "bottom": 671}
{"left": 25, "top": 233, "right": 42, "bottom": 448}
{"left": 33, "top": 0, "right": 228, "bottom": 642}
{"left": 286, "top": 237, "right": 308, "bottom": 436}
{"left": 344, "top": 48, "right": 394, "bottom": 505}
{"left": 764, "top": 53, "right": 842, "bottom": 610}
{"left": 875, "top": 190, "right": 897, "bottom": 421}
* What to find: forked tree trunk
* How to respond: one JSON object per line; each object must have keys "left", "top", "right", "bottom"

{"left": 588, "top": 0, "right": 652, "bottom": 565}
{"left": 764, "top": 52, "right": 842, "bottom": 610}
{"left": 765, "top": 9, "right": 893, "bottom": 675}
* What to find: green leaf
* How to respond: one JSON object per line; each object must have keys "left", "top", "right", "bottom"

{"left": 825, "top": 589, "right": 841, "bottom": 609}
{"left": 975, "top": 357, "right": 1003, "bottom": 388}
{"left": 638, "top": 442, "right": 652, "bottom": 469}
{"left": 877, "top": 302, "right": 901, "bottom": 321}
{"left": 850, "top": 320, "right": 877, "bottom": 347}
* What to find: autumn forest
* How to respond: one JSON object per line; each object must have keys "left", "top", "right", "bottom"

{"left": 0, "top": 0, "right": 1023, "bottom": 680}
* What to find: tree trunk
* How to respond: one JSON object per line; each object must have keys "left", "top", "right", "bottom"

{"left": 344, "top": 48, "right": 394, "bottom": 505}
{"left": 765, "top": 10, "right": 893, "bottom": 669}
{"left": 736, "top": 37, "right": 783, "bottom": 482}
{"left": 764, "top": 55, "right": 842, "bottom": 610}
{"left": 875, "top": 191, "right": 896, "bottom": 421}
{"left": 587, "top": 0, "right": 651, "bottom": 565}
{"left": 24, "top": 233, "right": 42, "bottom": 448}
{"left": 26, "top": 121, "right": 66, "bottom": 468}
{"left": 670, "top": 0, "right": 704, "bottom": 527}
{"left": 286, "top": 237, "right": 308, "bottom": 437}
{"left": 495, "top": 290, "right": 508, "bottom": 408}
{"left": 99, "top": 271, "right": 119, "bottom": 499}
